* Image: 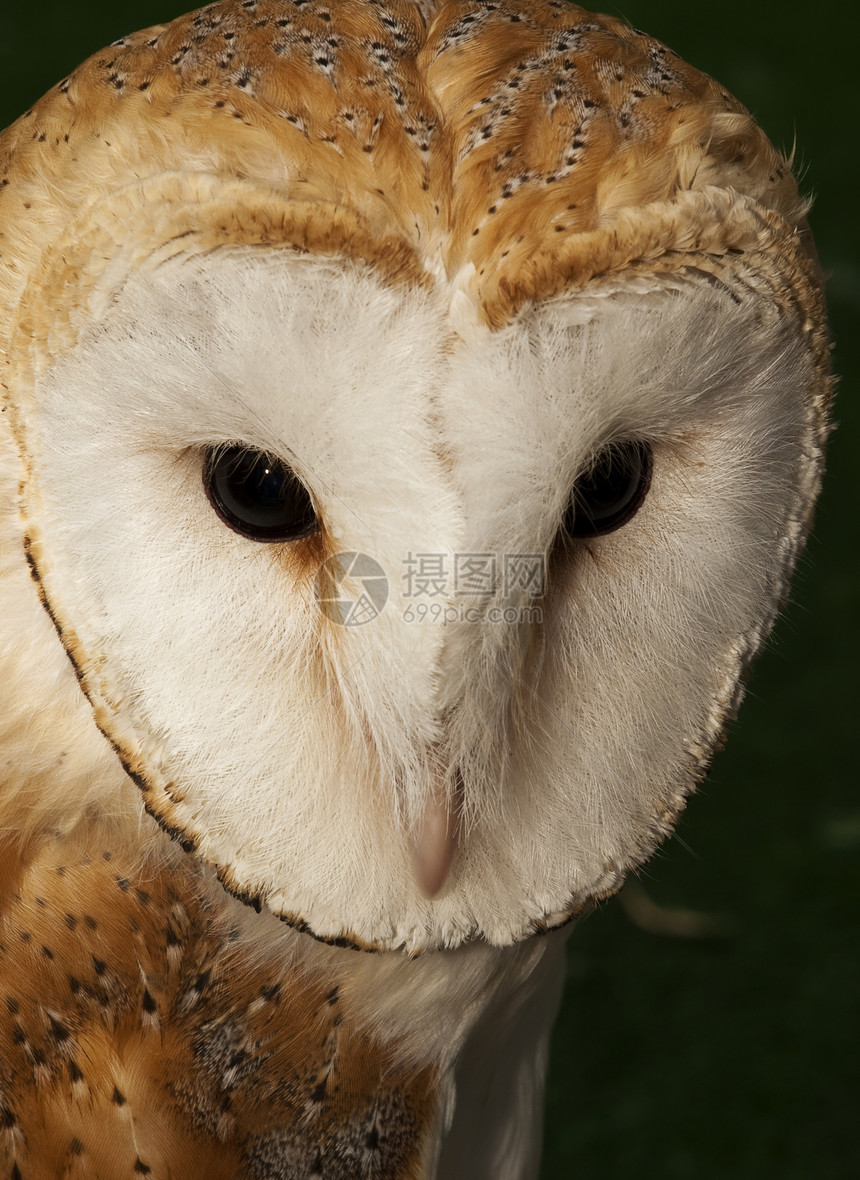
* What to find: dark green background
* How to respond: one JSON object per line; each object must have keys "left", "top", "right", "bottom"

{"left": 1, "top": 2, "right": 856, "bottom": 1177}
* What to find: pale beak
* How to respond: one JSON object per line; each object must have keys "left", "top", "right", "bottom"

{"left": 408, "top": 768, "right": 461, "bottom": 898}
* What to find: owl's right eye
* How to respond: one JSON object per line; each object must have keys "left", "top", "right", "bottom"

{"left": 563, "top": 440, "right": 652, "bottom": 539}
{"left": 203, "top": 446, "right": 318, "bottom": 542}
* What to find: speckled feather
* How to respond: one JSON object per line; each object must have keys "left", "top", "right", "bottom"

{"left": 0, "top": 824, "right": 435, "bottom": 1178}
{"left": 0, "top": 0, "right": 823, "bottom": 347}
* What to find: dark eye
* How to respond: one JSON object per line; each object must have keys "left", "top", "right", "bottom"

{"left": 203, "top": 445, "right": 318, "bottom": 542}
{"left": 563, "top": 440, "right": 652, "bottom": 539}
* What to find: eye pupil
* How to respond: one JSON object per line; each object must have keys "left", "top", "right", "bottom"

{"left": 564, "top": 440, "right": 652, "bottom": 539}
{"left": 250, "top": 461, "right": 288, "bottom": 507}
{"left": 203, "top": 445, "right": 318, "bottom": 542}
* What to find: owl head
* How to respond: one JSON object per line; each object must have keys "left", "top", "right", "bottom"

{"left": 0, "top": 0, "right": 829, "bottom": 953}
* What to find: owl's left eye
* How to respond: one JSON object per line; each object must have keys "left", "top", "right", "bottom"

{"left": 203, "top": 446, "right": 318, "bottom": 542}
{"left": 563, "top": 440, "right": 652, "bottom": 539}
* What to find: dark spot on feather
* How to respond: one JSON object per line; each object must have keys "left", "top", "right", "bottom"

{"left": 49, "top": 1016, "right": 70, "bottom": 1044}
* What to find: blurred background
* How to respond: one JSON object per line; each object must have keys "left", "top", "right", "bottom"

{"left": 1, "top": 2, "right": 856, "bottom": 1177}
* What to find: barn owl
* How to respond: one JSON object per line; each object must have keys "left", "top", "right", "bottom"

{"left": 0, "top": 0, "right": 830, "bottom": 1176}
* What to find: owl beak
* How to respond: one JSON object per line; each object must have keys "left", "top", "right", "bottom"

{"left": 408, "top": 769, "right": 462, "bottom": 899}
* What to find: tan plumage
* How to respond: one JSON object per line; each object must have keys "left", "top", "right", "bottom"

{"left": 0, "top": 1, "right": 829, "bottom": 1177}
{"left": 0, "top": 0, "right": 825, "bottom": 346}
{"left": 0, "top": 831, "right": 434, "bottom": 1178}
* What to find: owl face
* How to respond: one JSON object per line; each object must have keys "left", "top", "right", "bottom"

{"left": 1, "top": 0, "right": 829, "bottom": 953}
